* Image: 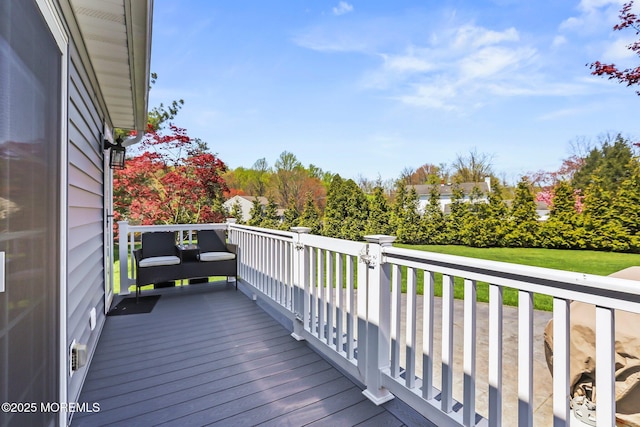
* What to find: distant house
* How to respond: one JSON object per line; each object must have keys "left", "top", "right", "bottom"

{"left": 224, "top": 195, "right": 284, "bottom": 222}
{"left": 535, "top": 201, "right": 551, "bottom": 221}
{"left": 411, "top": 177, "right": 492, "bottom": 213}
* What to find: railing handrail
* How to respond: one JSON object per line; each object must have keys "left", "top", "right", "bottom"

{"left": 228, "top": 223, "right": 296, "bottom": 241}
{"left": 383, "top": 245, "right": 640, "bottom": 311}
{"left": 123, "top": 222, "right": 227, "bottom": 233}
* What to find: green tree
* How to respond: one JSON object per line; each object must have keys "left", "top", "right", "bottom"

{"left": 260, "top": 198, "right": 280, "bottom": 229}
{"left": 571, "top": 135, "right": 634, "bottom": 193}
{"left": 299, "top": 192, "right": 322, "bottom": 234}
{"left": 445, "top": 184, "right": 468, "bottom": 245}
{"left": 540, "top": 181, "right": 584, "bottom": 249}
{"left": 271, "top": 151, "right": 306, "bottom": 207}
{"left": 340, "top": 179, "right": 369, "bottom": 241}
{"left": 390, "top": 182, "right": 408, "bottom": 236}
{"left": 462, "top": 185, "right": 491, "bottom": 247}
{"left": 229, "top": 201, "right": 244, "bottom": 224}
{"left": 247, "top": 198, "right": 264, "bottom": 227}
{"left": 365, "top": 186, "right": 393, "bottom": 236}
{"left": 504, "top": 177, "right": 539, "bottom": 247}
{"left": 249, "top": 158, "right": 271, "bottom": 196}
{"left": 421, "top": 185, "right": 446, "bottom": 244}
{"left": 323, "top": 175, "right": 346, "bottom": 238}
{"left": 483, "top": 181, "right": 508, "bottom": 247}
{"left": 281, "top": 196, "right": 300, "bottom": 230}
{"left": 612, "top": 158, "right": 640, "bottom": 251}
{"left": 396, "top": 187, "right": 423, "bottom": 244}
{"left": 581, "top": 175, "right": 629, "bottom": 251}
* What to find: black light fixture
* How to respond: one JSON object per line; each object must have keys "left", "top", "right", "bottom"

{"left": 104, "top": 137, "right": 126, "bottom": 170}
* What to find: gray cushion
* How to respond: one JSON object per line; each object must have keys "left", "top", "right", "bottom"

{"left": 198, "top": 252, "right": 236, "bottom": 262}
{"left": 139, "top": 255, "right": 181, "bottom": 267}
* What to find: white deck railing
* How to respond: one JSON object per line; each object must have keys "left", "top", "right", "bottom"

{"left": 116, "top": 221, "right": 640, "bottom": 427}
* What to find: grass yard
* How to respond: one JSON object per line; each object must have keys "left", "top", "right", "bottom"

{"left": 395, "top": 244, "right": 640, "bottom": 311}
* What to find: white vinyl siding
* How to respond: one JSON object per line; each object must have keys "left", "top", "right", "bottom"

{"left": 66, "top": 40, "right": 108, "bottom": 404}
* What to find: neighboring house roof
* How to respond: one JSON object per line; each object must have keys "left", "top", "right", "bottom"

{"left": 241, "top": 196, "right": 269, "bottom": 205}
{"left": 69, "top": 0, "right": 152, "bottom": 133}
{"left": 224, "top": 195, "right": 269, "bottom": 206}
{"left": 223, "top": 196, "right": 285, "bottom": 220}
{"left": 412, "top": 181, "right": 490, "bottom": 196}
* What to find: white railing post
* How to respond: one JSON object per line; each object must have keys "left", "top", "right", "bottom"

{"left": 117, "top": 220, "right": 132, "bottom": 295}
{"left": 442, "top": 274, "right": 454, "bottom": 413}
{"left": 488, "top": 284, "right": 503, "bottom": 427}
{"left": 552, "top": 298, "right": 570, "bottom": 427}
{"left": 362, "top": 235, "right": 396, "bottom": 405}
{"left": 290, "top": 227, "right": 311, "bottom": 341}
{"left": 463, "top": 279, "right": 477, "bottom": 427}
{"left": 225, "top": 218, "right": 237, "bottom": 284}
{"left": 518, "top": 290, "right": 534, "bottom": 427}
{"left": 596, "top": 306, "right": 616, "bottom": 427}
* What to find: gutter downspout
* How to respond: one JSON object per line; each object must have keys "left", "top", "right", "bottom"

{"left": 122, "top": 130, "right": 144, "bottom": 147}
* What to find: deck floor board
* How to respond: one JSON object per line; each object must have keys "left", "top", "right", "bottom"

{"left": 74, "top": 283, "right": 430, "bottom": 426}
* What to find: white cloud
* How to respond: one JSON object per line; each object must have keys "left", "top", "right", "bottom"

{"left": 452, "top": 25, "right": 519, "bottom": 49}
{"left": 333, "top": 2, "right": 354, "bottom": 16}
{"left": 381, "top": 51, "right": 434, "bottom": 73}
{"left": 559, "top": 0, "right": 623, "bottom": 33}
{"left": 577, "top": 0, "right": 623, "bottom": 12}
{"left": 367, "top": 25, "right": 542, "bottom": 110}
{"left": 292, "top": 27, "right": 369, "bottom": 52}
{"left": 397, "top": 82, "right": 458, "bottom": 110}
{"left": 551, "top": 35, "right": 567, "bottom": 48}
{"left": 296, "top": 11, "right": 589, "bottom": 112}
{"left": 602, "top": 35, "right": 638, "bottom": 62}
{"left": 537, "top": 106, "right": 590, "bottom": 121}
{"left": 458, "top": 46, "right": 537, "bottom": 80}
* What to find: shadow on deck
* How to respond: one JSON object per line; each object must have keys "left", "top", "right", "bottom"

{"left": 74, "top": 282, "right": 431, "bottom": 426}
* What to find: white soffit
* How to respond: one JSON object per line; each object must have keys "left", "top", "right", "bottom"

{"left": 70, "top": 0, "right": 152, "bottom": 131}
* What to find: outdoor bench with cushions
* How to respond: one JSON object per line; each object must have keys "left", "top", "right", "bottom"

{"left": 134, "top": 230, "right": 237, "bottom": 299}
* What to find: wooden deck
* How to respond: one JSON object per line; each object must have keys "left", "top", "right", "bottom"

{"left": 74, "top": 282, "right": 431, "bottom": 426}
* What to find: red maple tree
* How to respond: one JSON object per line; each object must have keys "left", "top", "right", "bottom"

{"left": 590, "top": 1, "right": 640, "bottom": 95}
{"left": 113, "top": 124, "right": 228, "bottom": 226}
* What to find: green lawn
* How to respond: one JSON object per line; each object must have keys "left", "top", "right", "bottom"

{"left": 394, "top": 244, "right": 640, "bottom": 311}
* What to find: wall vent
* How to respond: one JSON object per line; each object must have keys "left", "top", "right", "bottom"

{"left": 71, "top": 342, "right": 88, "bottom": 372}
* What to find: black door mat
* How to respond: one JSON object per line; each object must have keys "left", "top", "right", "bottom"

{"left": 108, "top": 295, "right": 161, "bottom": 316}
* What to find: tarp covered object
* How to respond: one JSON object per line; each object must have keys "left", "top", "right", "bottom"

{"left": 544, "top": 266, "right": 640, "bottom": 426}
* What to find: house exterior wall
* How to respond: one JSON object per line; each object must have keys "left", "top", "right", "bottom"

{"left": 66, "top": 39, "right": 109, "bottom": 404}
{"left": 417, "top": 193, "right": 488, "bottom": 213}
{"left": 224, "top": 195, "right": 264, "bottom": 222}
{"left": 415, "top": 178, "right": 491, "bottom": 213}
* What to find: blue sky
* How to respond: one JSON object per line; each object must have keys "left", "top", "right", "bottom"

{"left": 149, "top": 0, "right": 639, "bottom": 184}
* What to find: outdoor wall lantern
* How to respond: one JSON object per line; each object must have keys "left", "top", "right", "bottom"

{"left": 104, "top": 137, "right": 126, "bottom": 170}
